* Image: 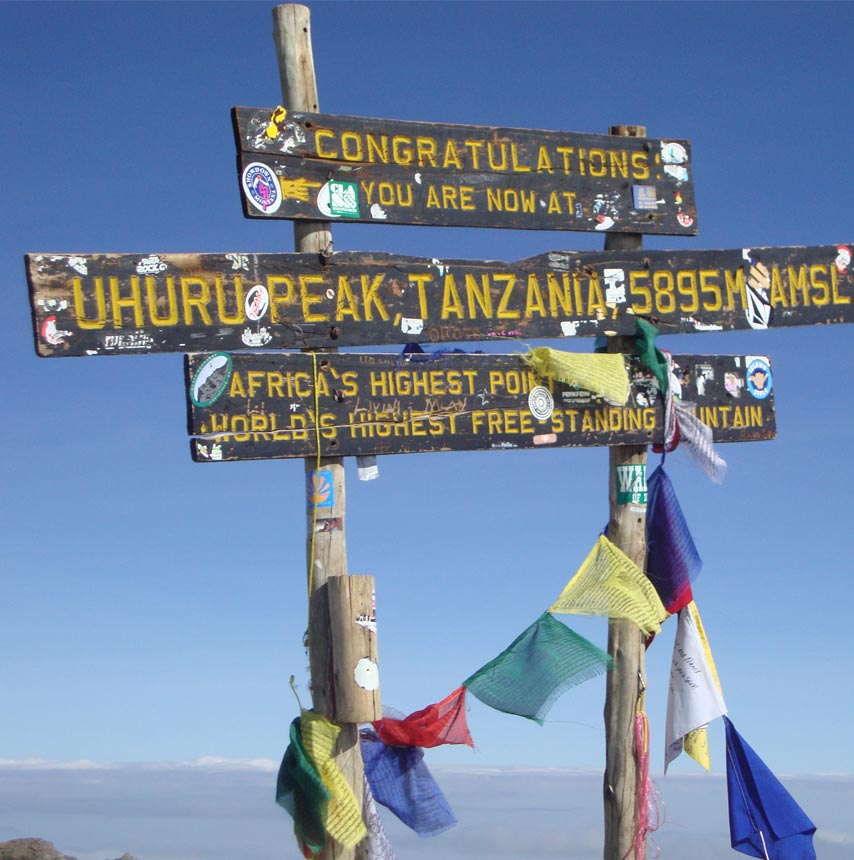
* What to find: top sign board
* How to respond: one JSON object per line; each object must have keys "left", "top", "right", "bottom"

{"left": 233, "top": 107, "right": 698, "bottom": 236}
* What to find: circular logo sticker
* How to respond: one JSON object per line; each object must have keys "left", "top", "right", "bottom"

{"left": 746, "top": 357, "right": 772, "bottom": 400}
{"left": 190, "top": 352, "right": 233, "bottom": 407}
{"left": 244, "top": 284, "right": 269, "bottom": 321}
{"left": 528, "top": 386, "right": 554, "bottom": 420}
{"left": 241, "top": 162, "right": 281, "bottom": 214}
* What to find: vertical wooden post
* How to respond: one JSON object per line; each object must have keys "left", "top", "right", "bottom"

{"left": 272, "top": 7, "right": 367, "bottom": 859}
{"left": 603, "top": 124, "right": 648, "bottom": 860}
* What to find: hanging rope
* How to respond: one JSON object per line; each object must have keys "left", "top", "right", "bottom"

{"left": 307, "top": 352, "right": 324, "bottom": 631}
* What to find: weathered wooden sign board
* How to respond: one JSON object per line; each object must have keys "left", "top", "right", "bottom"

{"left": 185, "top": 351, "right": 776, "bottom": 462}
{"left": 232, "top": 106, "right": 698, "bottom": 236}
{"left": 28, "top": 244, "right": 853, "bottom": 356}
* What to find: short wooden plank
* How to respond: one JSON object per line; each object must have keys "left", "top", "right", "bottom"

{"left": 185, "top": 351, "right": 776, "bottom": 462}
{"left": 27, "top": 245, "right": 853, "bottom": 357}
{"left": 232, "top": 107, "right": 697, "bottom": 236}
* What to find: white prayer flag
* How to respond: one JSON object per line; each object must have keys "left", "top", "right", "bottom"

{"left": 665, "top": 603, "right": 727, "bottom": 771}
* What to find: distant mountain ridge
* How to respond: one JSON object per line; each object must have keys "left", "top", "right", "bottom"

{"left": 0, "top": 840, "right": 137, "bottom": 860}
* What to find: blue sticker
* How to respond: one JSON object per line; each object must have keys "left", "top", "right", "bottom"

{"left": 632, "top": 185, "right": 658, "bottom": 210}
{"left": 307, "top": 468, "right": 335, "bottom": 508}
{"left": 746, "top": 358, "right": 772, "bottom": 400}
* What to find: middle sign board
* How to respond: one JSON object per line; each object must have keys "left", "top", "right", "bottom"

{"left": 27, "top": 244, "right": 852, "bottom": 357}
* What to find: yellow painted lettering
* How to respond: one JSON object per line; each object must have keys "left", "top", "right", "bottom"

{"left": 631, "top": 152, "right": 650, "bottom": 179}
{"left": 536, "top": 146, "right": 554, "bottom": 172}
{"left": 495, "top": 273, "right": 520, "bottom": 319}
{"left": 525, "top": 273, "right": 547, "bottom": 318}
{"left": 547, "top": 272, "right": 572, "bottom": 316}
{"left": 677, "top": 270, "right": 699, "bottom": 314}
{"left": 73, "top": 276, "right": 106, "bottom": 329}
{"left": 441, "top": 274, "right": 465, "bottom": 319}
{"left": 366, "top": 134, "right": 389, "bottom": 163}
{"left": 442, "top": 139, "right": 463, "bottom": 169}
{"left": 810, "top": 264, "right": 830, "bottom": 305}
{"left": 588, "top": 148, "right": 607, "bottom": 177}
{"left": 335, "top": 275, "right": 360, "bottom": 321}
{"left": 146, "top": 276, "right": 178, "bottom": 326}
{"left": 415, "top": 137, "right": 437, "bottom": 167}
{"left": 465, "top": 273, "right": 493, "bottom": 318}
{"left": 392, "top": 135, "right": 413, "bottom": 165}
{"left": 629, "top": 270, "right": 652, "bottom": 315}
{"left": 510, "top": 143, "right": 532, "bottom": 172}
{"left": 267, "top": 275, "right": 295, "bottom": 323}
{"left": 360, "top": 274, "right": 389, "bottom": 321}
{"left": 610, "top": 151, "right": 629, "bottom": 178}
{"left": 699, "top": 269, "right": 722, "bottom": 311}
{"left": 787, "top": 265, "right": 808, "bottom": 307}
{"left": 299, "top": 274, "right": 329, "bottom": 322}
{"left": 229, "top": 371, "right": 246, "bottom": 397}
{"left": 314, "top": 129, "right": 338, "bottom": 159}
{"left": 214, "top": 275, "right": 244, "bottom": 325}
{"left": 340, "top": 132, "right": 363, "bottom": 162}
{"left": 180, "top": 277, "right": 212, "bottom": 325}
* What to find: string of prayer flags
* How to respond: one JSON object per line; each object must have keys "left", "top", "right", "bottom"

{"left": 360, "top": 728, "right": 458, "bottom": 838}
{"left": 463, "top": 612, "right": 612, "bottom": 725}
{"left": 521, "top": 346, "right": 630, "bottom": 405}
{"left": 362, "top": 775, "right": 396, "bottom": 860}
{"left": 724, "top": 717, "right": 817, "bottom": 860}
{"left": 373, "top": 686, "right": 473, "bottom": 749}
{"left": 664, "top": 603, "right": 727, "bottom": 772}
{"left": 550, "top": 535, "right": 667, "bottom": 636}
{"left": 646, "top": 464, "right": 701, "bottom": 614}
{"left": 276, "top": 717, "right": 332, "bottom": 859}
{"left": 300, "top": 710, "right": 368, "bottom": 848}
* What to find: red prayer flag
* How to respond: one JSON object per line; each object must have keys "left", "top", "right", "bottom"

{"left": 373, "top": 686, "right": 474, "bottom": 748}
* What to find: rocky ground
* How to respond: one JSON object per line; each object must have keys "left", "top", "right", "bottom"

{"left": 0, "top": 840, "right": 137, "bottom": 860}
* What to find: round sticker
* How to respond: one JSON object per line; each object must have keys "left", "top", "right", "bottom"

{"left": 244, "top": 284, "right": 269, "bottom": 321}
{"left": 746, "top": 357, "right": 772, "bottom": 400}
{"left": 190, "top": 352, "right": 233, "bottom": 407}
{"left": 528, "top": 386, "right": 554, "bottom": 420}
{"left": 241, "top": 162, "right": 281, "bottom": 214}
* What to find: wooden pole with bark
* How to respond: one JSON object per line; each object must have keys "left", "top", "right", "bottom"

{"left": 603, "top": 124, "right": 649, "bottom": 860}
{"left": 272, "top": 7, "right": 375, "bottom": 859}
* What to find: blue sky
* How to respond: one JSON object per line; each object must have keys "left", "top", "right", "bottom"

{"left": 3, "top": 1, "right": 853, "bottom": 856}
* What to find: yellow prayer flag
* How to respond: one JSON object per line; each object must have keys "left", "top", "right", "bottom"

{"left": 684, "top": 727, "right": 711, "bottom": 771}
{"left": 300, "top": 710, "right": 367, "bottom": 848}
{"left": 550, "top": 535, "right": 667, "bottom": 636}
{"left": 522, "top": 347, "right": 630, "bottom": 406}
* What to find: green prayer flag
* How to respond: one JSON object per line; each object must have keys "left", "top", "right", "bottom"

{"left": 634, "top": 318, "right": 669, "bottom": 393}
{"left": 464, "top": 612, "right": 612, "bottom": 725}
{"left": 276, "top": 717, "right": 332, "bottom": 858}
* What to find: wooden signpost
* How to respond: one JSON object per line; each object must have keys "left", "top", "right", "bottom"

{"left": 23, "top": 5, "right": 853, "bottom": 860}
{"left": 28, "top": 243, "right": 853, "bottom": 356}
{"left": 233, "top": 106, "right": 698, "bottom": 235}
{"left": 185, "top": 350, "right": 776, "bottom": 461}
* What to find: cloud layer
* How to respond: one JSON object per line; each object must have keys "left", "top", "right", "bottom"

{"left": 0, "top": 761, "right": 850, "bottom": 860}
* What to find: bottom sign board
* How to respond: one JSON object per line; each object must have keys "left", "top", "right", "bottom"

{"left": 185, "top": 351, "right": 776, "bottom": 462}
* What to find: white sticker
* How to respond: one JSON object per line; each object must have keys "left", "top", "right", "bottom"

{"left": 242, "top": 162, "right": 282, "bottom": 214}
{"left": 354, "top": 657, "right": 379, "bottom": 691}
{"left": 401, "top": 317, "right": 424, "bottom": 335}
{"left": 528, "top": 386, "right": 554, "bottom": 420}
